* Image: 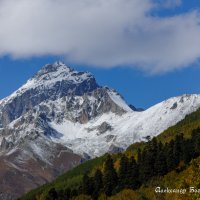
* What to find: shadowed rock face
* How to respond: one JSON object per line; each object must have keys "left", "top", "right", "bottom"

{"left": 0, "top": 64, "right": 99, "bottom": 128}
{"left": 0, "top": 63, "right": 127, "bottom": 128}
{"left": 97, "top": 122, "right": 113, "bottom": 135}
{"left": 75, "top": 87, "right": 126, "bottom": 123}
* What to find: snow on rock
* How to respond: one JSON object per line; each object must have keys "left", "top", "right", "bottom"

{"left": 46, "top": 94, "right": 200, "bottom": 157}
{"left": 107, "top": 89, "right": 133, "bottom": 112}
{"left": 1, "top": 61, "right": 200, "bottom": 161}
{"left": 0, "top": 61, "right": 95, "bottom": 106}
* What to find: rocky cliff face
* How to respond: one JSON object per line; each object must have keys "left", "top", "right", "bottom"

{"left": 0, "top": 62, "right": 96, "bottom": 127}
{"left": 0, "top": 62, "right": 129, "bottom": 128}
{"left": 0, "top": 61, "right": 132, "bottom": 199}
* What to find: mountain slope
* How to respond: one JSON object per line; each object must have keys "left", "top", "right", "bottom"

{"left": 19, "top": 107, "right": 200, "bottom": 200}
{"left": 12, "top": 93, "right": 200, "bottom": 157}
{"left": 1, "top": 62, "right": 200, "bottom": 199}
{"left": 0, "top": 61, "right": 133, "bottom": 199}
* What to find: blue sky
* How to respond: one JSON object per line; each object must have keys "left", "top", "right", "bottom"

{"left": 0, "top": 0, "right": 200, "bottom": 109}
{"left": 1, "top": 56, "right": 200, "bottom": 109}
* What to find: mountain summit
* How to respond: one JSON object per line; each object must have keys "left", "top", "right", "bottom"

{"left": 0, "top": 62, "right": 200, "bottom": 199}
{"left": 31, "top": 61, "right": 98, "bottom": 94}
{"left": 0, "top": 62, "right": 130, "bottom": 128}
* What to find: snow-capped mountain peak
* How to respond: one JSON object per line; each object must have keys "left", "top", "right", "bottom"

{"left": 0, "top": 62, "right": 131, "bottom": 128}
{"left": 1, "top": 62, "right": 200, "bottom": 161}
{"left": 33, "top": 61, "right": 94, "bottom": 86}
{"left": 9, "top": 61, "right": 95, "bottom": 99}
{"left": 0, "top": 62, "right": 90, "bottom": 107}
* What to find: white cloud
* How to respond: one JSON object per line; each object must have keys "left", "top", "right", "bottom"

{"left": 157, "top": 0, "right": 182, "bottom": 8}
{"left": 0, "top": 0, "right": 200, "bottom": 73}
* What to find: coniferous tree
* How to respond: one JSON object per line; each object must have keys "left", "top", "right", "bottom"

{"left": 165, "top": 140, "right": 176, "bottom": 171}
{"left": 71, "top": 189, "right": 78, "bottom": 197}
{"left": 137, "top": 148, "right": 142, "bottom": 167}
{"left": 139, "top": 149, "right": 149, "bottom": 182}
{"left": 118, "top": 155, "right": 129, "bottom": 189}
{"left": 182, "top": 139, "right": 193, "bottom": 164}
{"left": 173, "top": 133, "right": 184, "bottom": 166}
{"left": 139, "top": 140, "right": 157, "bottom": 182}
{"left": 192, "top": 129, "right": 200, "bottom": 157}
{"left": 46, "top": 188, "right": 58, "bottom": 200}
{"left": 93, "top": 169, "right": 103, "bottom": 200}
{"left": 57, "top": 189, "right": 64, "bottom": 200}
{"left": 152, "top": 138, "right": 158, "bottom": 152}
{"left": 103, "top": 154, "right": 118, "bottom": 196}
{"left": 82, "top": 173, "right": 93, "bottom": 196}
{"left": 154, "top": 147, "right": 167, "bottom": 176}
{"left": 64, "top": 188, "right": 71, "bottom": 200}
{"left": 127, "top": 156, "right": 140, "bottom": 189}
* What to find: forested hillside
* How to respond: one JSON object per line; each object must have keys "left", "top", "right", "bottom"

{"left": 19, "top": 108, "right": 200, "bottom": 200}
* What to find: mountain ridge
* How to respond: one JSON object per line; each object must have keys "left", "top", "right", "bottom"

{"left": 1, "top": 62, "right": 200, "bottom": 199}
{"left": 1, "top": 62, "right": 200, "bottom": 158}
{"left": 19, "top": 107, "right": 200, "bottom": 200}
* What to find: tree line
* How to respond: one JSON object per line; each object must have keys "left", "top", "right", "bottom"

{"left": 46, "top": 127, "right": 200, "bottom": 200}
